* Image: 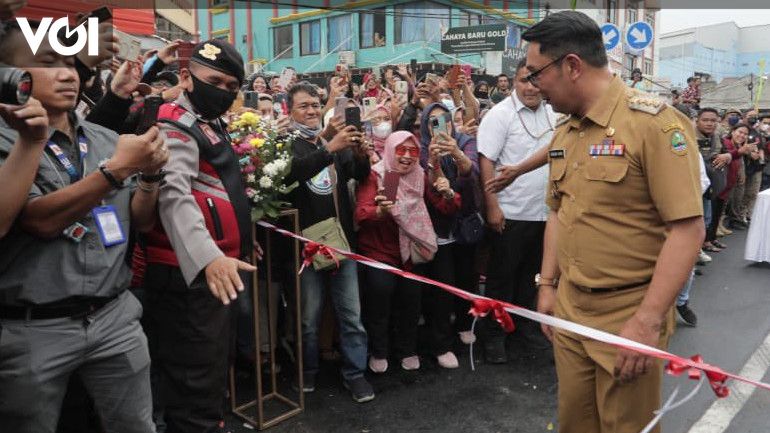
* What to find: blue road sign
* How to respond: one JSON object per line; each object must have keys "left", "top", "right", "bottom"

{"left": 626, "top": 21, "right": 653, "bottom": 51}
{"left": 601, "top": 23, "right": 620, "bottom": 51}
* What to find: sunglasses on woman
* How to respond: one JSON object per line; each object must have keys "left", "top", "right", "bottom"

{"left": 395, "top": 145, "right": 420, "bottom": 157}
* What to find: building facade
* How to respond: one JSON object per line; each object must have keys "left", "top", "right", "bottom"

{"left": 659, "top": 22, "right": 770, "bottom": 88}
{"left": 194, "top": 0, "right": 543, "bottom": 76}
{"left": 570, "top": 0, "right": 659, "bottom": 91}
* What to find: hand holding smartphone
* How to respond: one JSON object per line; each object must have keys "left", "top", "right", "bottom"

{"left": 136, "top": 96, "right": 163, "bottom": 135}
{"left": 176, "top": 41, "right": 196, "bottom": 71}
{"left": 345, "top": 106, "right": 361, "bottom": 131}
{"left": 382, "top": 170, "right": 400, "bottom": 202}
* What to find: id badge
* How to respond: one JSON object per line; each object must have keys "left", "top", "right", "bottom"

{"left": 92, "top": 205, "right": 126, "bottom": 247}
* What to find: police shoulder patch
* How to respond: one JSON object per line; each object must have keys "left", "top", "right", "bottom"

{"left": 626, "top": 89, "right": 664, "bottom": 115}
{"left": 670, "top": 130, "right": 688, "bottom": 155}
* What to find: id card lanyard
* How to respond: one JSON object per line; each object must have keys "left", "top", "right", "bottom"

{"left": 46, "top": 135, "right": 88, "bottom": 183}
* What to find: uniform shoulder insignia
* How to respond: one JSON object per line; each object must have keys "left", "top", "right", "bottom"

{"left": 626, "top": 89, "right": 664, "bottom": 115}
{"left": 555, "top": 114, "right": 571, "bottom": 127}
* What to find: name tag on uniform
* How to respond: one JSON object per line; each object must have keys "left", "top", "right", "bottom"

{"left": 589, "top": 141, "right": 625, "bottom": 156}
{"left": 92, "top": 205, "right": 126, "bottom": 247}
{"left": 549, "top": 149, "right": 565, "bottom": 159}
{"left": 200, "top": 123, "right": 221, "bottom": 145}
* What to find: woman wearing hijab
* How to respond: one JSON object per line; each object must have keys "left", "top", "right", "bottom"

{"left": 362, "top": 72, "right": 393, "bottom": 104}
{"left": 365, "top": 104, "right": 394, "bottom": 161}
{"left": 355, "top": 131, "right": 460, "bottom": 373}
{"left": 417, "top": 102, "right": 481, "bottom": 368}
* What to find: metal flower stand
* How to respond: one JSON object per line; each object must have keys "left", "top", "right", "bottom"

{"left": 229, "top": 209, "right": 304, "bottom": 429}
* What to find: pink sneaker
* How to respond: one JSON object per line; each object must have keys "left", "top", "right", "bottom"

{"left": 400, "top": 355, "right": 420, "bottom": 371}
{"left": 368, "top": 357, "right": 388, "bottom": 373}
{"left": 437, "top": 351, "right": 459, "bottom": 369}
{"left": 458, "top": 330, "right": 476, "bottom": 345}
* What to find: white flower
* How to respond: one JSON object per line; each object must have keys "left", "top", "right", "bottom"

{"left": 259, "top": 176, "right": 273, "bottom": 188}
{"left": 262, "top": 162, "right": 279, "bottom": 177}
{"left": 246, "top": 174, "right": 256, "bottom": 184}
{"left": 273, "top": 159, "right": 287, "bottom": 172}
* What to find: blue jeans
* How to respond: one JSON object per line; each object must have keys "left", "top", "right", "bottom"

{"left": 676, "top": 269, "right": 695, "bottom": 307}
{"left": 300, "top": 259, "right": 367, "bottom": 380}
{"left": 703, "top": 196, "right": 713, "bottom": 231}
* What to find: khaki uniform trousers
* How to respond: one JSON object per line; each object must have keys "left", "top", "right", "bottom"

{"left": 553, "top": 280, "right": 675, "bottom": 433}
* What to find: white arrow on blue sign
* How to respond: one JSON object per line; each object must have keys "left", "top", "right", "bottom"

{"left": 625, "top": 21, "right": 653, "bottom": 51}
{"left": 601, "top": 23, "right": 620, "bottom": 51}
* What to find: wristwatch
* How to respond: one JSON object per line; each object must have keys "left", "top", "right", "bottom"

{"left": 535, "top": 273, "right": 559, "bottom": 288}
{"left": 99, "top": 163, "right": 125, "bottom": 189}
{"left": 139, "top": 170, "right": 167, "bottom": 183}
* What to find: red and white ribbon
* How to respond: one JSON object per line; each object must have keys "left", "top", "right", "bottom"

{"left": 257, "top": 220, "right": 770, "bottom": 398}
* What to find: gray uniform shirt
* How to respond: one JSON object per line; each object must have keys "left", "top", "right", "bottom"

{"left": 0, "top": 113, "right": 133, "bottom": 305}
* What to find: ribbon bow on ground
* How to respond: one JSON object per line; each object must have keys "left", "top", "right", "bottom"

{"left": 666, "top": 355, "right": 730, "bottom": 398}
{"left": 298, "top": 242, "right": 339, "bottom": 275}
{"left": 470, "top": 298, "right": 515, "bottom": 333}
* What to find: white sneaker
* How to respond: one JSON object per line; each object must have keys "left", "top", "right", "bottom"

{"left": 698, "top": 249, "right": 712, "bottom": 264}
{"left": 437, "top": 351, "right": 459, "bottom": 369}
{"left": 401, "top": 355, "right": 420, "bottom": 371}
{"left": 368, "top": 357, "right": 388, "bottom": 373}
{"left": 458, "top": 330, "right": 476, "bottom": 345}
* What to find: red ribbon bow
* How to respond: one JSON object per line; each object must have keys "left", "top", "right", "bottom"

{"left": 298, "top": 242, "right": 339, "bottom": 274}
{"left": 469, "top": 298, "right": 515, "bottom": 333}
{"left": 666, "top": 355, "right": 730, "bottom": 398}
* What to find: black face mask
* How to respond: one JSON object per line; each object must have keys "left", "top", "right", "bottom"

{"left": 747, "top": 117, "right": 757, "bottom": 124}
{"left": 186, "top": 74, "right": 237, "bottom": 120}
{"left": 474, "top": 90, "right": 489, "bottom": 99}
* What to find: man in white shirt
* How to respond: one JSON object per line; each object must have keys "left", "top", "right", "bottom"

{"left": 478, "top": 59, "right": 557, "bottom": 363}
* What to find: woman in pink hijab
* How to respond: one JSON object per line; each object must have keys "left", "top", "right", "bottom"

{"left": 355, "top": 131, "right": 461, "bottom": 373}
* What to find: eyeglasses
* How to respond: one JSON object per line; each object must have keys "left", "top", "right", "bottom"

{"left": 295, "top": 103, "right": 321, "bottom": 111}
{"left": 394, "top": 145, "right": 420, "bottom": 157}
{"left": 525, "top": 54, "right": 568, "bottom": 86}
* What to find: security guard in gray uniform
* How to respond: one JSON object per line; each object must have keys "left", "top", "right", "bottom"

{"left": 0, "top": 20, "right": 167, "bottom": 433}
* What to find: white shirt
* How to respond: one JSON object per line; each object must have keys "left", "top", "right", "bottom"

{"left": 478, "top": 90, "right": 556, "bottom": 221}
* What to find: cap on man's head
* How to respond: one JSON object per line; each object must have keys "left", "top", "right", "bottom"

{"left": 153, "top": 71, "right": 179, "bottom": 87}
{"left": 190, "top": 39, "right": 244, "bottom": 85}
{"left": 725, "top": 107, "right": 742, "bottom": 116}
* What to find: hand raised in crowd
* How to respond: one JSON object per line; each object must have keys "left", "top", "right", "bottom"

{"left": 157, "top": 40, "right": 183, "bottom": 65}
{"left": 160, "top": 85, "right": 184, "bottom": 102}
{"left": 486, "top": 165, "right": 521, "bottom": 194}
{"left": 107, "top": 126, "right": 168, "bottom": 180}
{"left": 142, "top": 49, "right": 158, "bottom": 64}
{"left": 326, "top": 125, "right": 363, "bottom": 153}
{"left": 374, "top": 192, "right": 395, "bottom": 218}
{"left": 273, "top": 114, "right": 290, "bottom": 136}
{"left": 0, "top": 0, "right": 25, "bottom": 20}
{"left": 205, "top": 256, "right": 257, "bottom": 305}
{"left": 321, "top": 114, "right": 345, "bottom": 141}
{"left": 78, "top": 21, "right": 119, "bottom": 68}
{"left": 460, "top": 118, "right": 478, "bottom": 137}
{"left": 329, "top": 77, "right": 347, "bottom": 99}
{"left": 432, "top": 131, "right": 460, "bottom": 159}
{"left": 111, "top": 61, "right": 143, "bottom": 99}
{"left": 712, "top": 153, "right": 731, "bottom": 169}
{"left": 433, "top": 176, "right": 454, "bottom": 200}
{"left": 0, "top": 97, "right": 49, "bottom": 145}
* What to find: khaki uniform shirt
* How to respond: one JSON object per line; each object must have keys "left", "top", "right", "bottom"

{"left": 546, "top": 76, "right": 703, "bottom": 289}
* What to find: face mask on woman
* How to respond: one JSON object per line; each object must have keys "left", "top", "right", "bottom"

{"left": 372, "top": 121, "right": 392, "bottom": 139}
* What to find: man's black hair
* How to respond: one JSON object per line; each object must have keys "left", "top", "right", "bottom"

{"left": 687, "top": 77, "right": 694, "bottom": 84}
{"left": 697, "top": 107, "right": 719, "bottom": 118}
{"left": 521, "top": 10, "right": 607, "bottom": 68}
{"left": 497, "top": 73, "right": 509, "bottom": 80}
{"left": 0, "top": 19, "right": 73, "bottom": 64}
{"left": 515, "top": 58, "right": 528, "bottom": 75}
{"left": 287, "top": 81, "right": 319, "bottom": 109}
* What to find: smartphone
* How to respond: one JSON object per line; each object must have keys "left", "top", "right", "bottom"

{"left": 697, "top": 138, "right": 710, "bottom": 149}
{"left": 410, "top": 59, "right": 417, "bottom": 75}
{"left": 114, "top": 29, "right": 142, "bottom": 62}
{"left": 278, "top": 68, "right": 295, "bottom": 91}
{"left": 373, "top": 66, "right": 381, "bottom": 82}
{"left": 362, "top": 97, "right": 377, "bottom": 116}
{"left": 383, "top": 170, "right": 400, "bottom": 202}
{"left": 395, "top": 80, "right": 408, "bottom": 95}
{"left": 345, "top": 106, "right": 361, "bottom": 131}
{"left": 334, "top": 97, "right": 348, "bottom": 120}
{"left": 426, "top": 73, "right": 439, "bottom": 85}
{"left": 85, "top": 6, "right": 112, "bottom": 23}
{"left": 447, "top": 65, "right": 460, "bottom": 88}
{"left": 273, "top": 93, "right": 288, "bottom": 116}
{"left": 461, "top": 64, "right": 472, "bottom": 78}
{"left": 243, "top": 91, "right": 259, "bottom": 109}
{"left": 363, "top": 120, "right": 373, "bottom": 140}
{"left": 431, "top": 113, "right": 448, "bottom": 138}
{"left": 136, "top": 96, "right": 163, "bottom": 135}
{"left": 176, "top": 41, "right": 196, "bottom": 71}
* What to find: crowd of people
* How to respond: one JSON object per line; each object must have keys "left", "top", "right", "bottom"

{"left": 0, "top": 7, "right": 767, "bottom": 433}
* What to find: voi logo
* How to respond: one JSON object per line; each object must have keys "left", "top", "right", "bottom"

{"left": 15, "top": 17, "right": 100, "bottom": 57}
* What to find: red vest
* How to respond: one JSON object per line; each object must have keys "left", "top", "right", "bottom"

{"left": 133, "top": 103, "right": 251, "bottom": 282}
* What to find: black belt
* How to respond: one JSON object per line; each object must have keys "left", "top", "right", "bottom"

{"left": 0, "top": 296, "right": 118, "bottom": 320}
{"left": 576, "top": 279, "right": 651, "bottom": 294}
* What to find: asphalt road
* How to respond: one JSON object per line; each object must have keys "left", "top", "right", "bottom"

{"left": 227, "top": 229, "right": 770, "bottom": 433}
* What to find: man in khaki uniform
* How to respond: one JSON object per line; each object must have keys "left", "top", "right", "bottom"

{"left": 522, "top": 12, "right": 705, "bottom": 433}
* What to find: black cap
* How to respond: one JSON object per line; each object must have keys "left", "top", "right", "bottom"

{"left": 153, "top": 71, "right": 179, "bottom": 87}
{"left": 190, "top": 39, "right": 244, "bottom": 85}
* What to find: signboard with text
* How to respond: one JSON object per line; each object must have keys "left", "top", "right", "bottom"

{"left": 441, "top": 24, "right": 508, "bottom": 55}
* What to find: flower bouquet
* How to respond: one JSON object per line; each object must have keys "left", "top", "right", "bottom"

{"left": 228, "top": 111, "right": 298, "bottom": 221}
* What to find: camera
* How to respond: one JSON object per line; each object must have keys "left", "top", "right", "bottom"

{"left": 0, "top": 64, "right": 33, "bottom": 105}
